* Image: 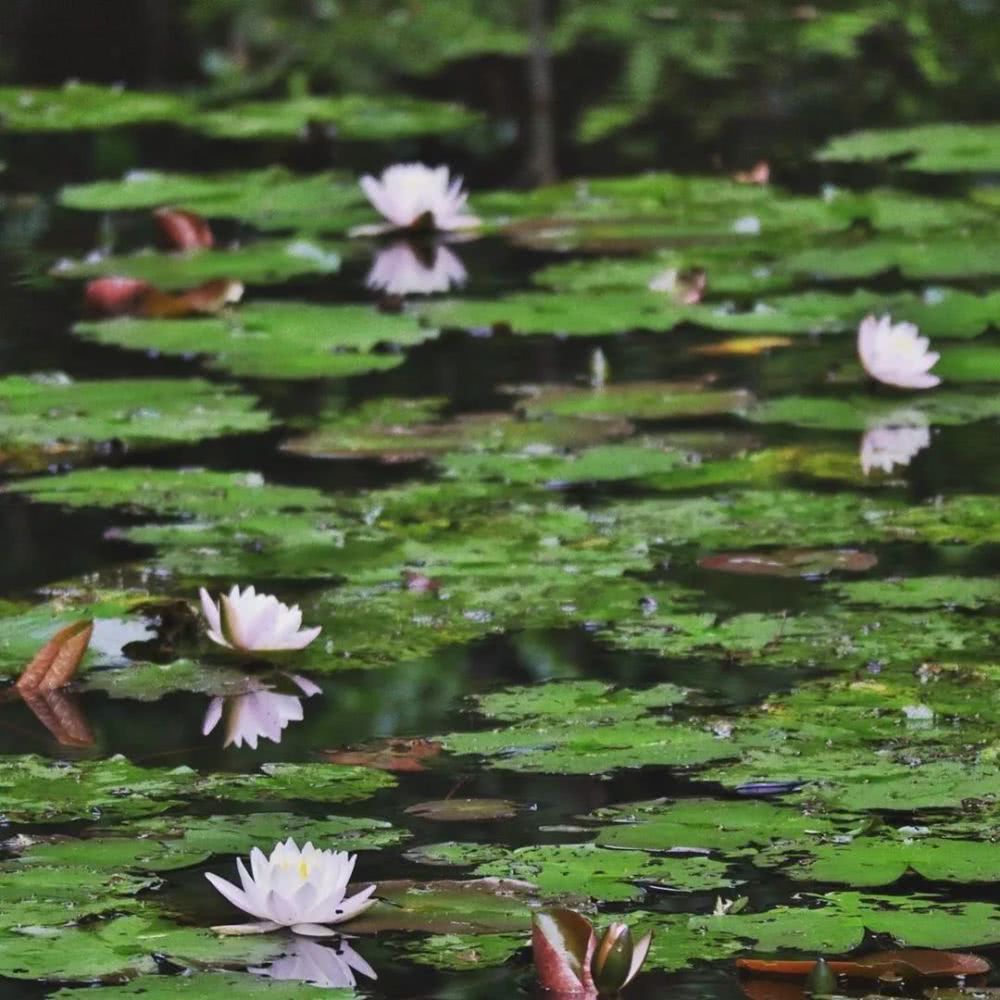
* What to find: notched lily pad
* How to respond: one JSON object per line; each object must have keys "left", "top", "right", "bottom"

{"left": 405, "top": 798, "right": 520, "bottom": 822}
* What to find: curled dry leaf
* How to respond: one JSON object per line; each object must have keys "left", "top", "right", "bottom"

{"left": 154, "top": 207, "right": 214, "bottom": 250}
{"left": 16, "top": 619, "right": 94, "bottom": 694}
{"left": 323, "top": 737, "right": 443, "bottom": 773}
{"left": 736, "top": 949, "right": 992, "bottom": 982}
{"left": 140, "top": 279, "right": 244, "bottom": 318}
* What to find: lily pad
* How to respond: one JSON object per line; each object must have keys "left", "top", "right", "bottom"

{"left": 817, "top": 123, "right": 1000, "bottom": 173}
{"left": 54, "top": 238, "right": 344, "bottom": 289}
{"left": 61, "top": 168, "right": 368, "bottom": 234}
{"left": 13, "top": 813, "right": 404, "bottom": 872}
{"left": 405, "top": 799, "right": 519, "bottom": 822}
{"left": 0, "top": 375, "right": 270, "bottom": 450}
{"left": 0, "top": 83, "right": 192, "bottom": 131}
{"left": 192, "top": 93, "right": 479, "bottom": 141}
{"left": 409, "top": 841, "right": 735, "bottom": 901}
{"left": 401, "top": 932, "right": 526, "bottom": 970}
{"left": 346, "top": 878, "right": 539, "bottom": 935}
{"left": 74, "top": 301, "right": 435, "bottom": 379}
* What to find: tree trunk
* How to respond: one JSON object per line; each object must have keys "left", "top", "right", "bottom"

{"left": 524, "top": 0, "right": 558, "bottom": 185}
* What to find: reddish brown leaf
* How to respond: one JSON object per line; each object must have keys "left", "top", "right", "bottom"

{"left": 21, "top": 689, "right": 94, "bottom": 747}
{"left": 322, "top": 737, "right": 443, "bottom": 772}
{"left": 700, "top": 548, "right": 877, "bottom": 578}
{"left": 154, "top": 207, "right": 214, "bottom": 250}
{"left": 17, "top": 619, "right": 93, "bottom": 694}
{"left": 139, "top": 279, "right": 244, "bottom": 318}
{"left": 736, "top": 949, "right": 992, "bottom": 982}
{"left": 85, "top": 276, "right": 154, "bottom": 316}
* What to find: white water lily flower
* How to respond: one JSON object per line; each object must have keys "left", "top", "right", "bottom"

{"left": 857, "top": 314, "right": 941, "bottom": 389}
{"left": 202, "top": 675, "right": 321, "bottom": 749}
{"left": 366, "top": 241, "right": 466, "bottom": 296}
{"left": 357, "top": 163, "right": 480, "bottom": 233}
{"left": 860, "top": 413, "right": 931, "bottom": 475}
{"left": 249, "top": 937, "right": 377, "bottom": 989}
{"left": 207, "top": 838, "right": 377, "bottom": 937}
{"left": 200, "top": 585, "right": 321, "bottom": 653}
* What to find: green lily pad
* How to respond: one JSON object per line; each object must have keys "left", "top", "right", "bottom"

{"left": 592, "top": 798, "right": 838, "bottom": 853}
{"left": 0, "top": 83, "right": 192, "bottom": 131}
{"left": 410, "top": 841, "right": 736, "bottom": 901}
{"left": 817, "top": 123, "right": 1000, "bottom": 173}
{"left": 748, "top": 393, "right": 1000, "bottom": 430}
{"left": 0, "top": 913, "right": 284, "bottom": 982}
{"left": 61, "top": 168, "right": 368, "bottom": 234}
{"left": 757, "top": 829, "right": 1000, "bottom": 887}
{"left": 513, "top": 381, "right": 752, "bottom": 420}
{"left": 0, "top": 375, "right": 270, "bottom": 450}
{"left": 283, "top": 397, "right": 633, "bottom": 462}
{"left": 54, "top": 238, "right": 343, "bottom": 289}
{"left": 0, "top": 864, "right": 156, "bottom": 931}
{"left": 74, "top": 301, "right": 435, "bottom": 379}
{"left": 13, "top": 813, "right": 404, "bottom": 872}
{"left": 439, "top": 680, "right": 731, "bottom": 775}
{"left": 346, "top": 878, "right": 539, "bottom": 935}
{"left": 192, "top": 93, "right": 479, "bottom": 141}
{"left": 0, "top": 755, "right": 394, "bottom": 824}
{"left": 829, "top": 576, "right": 1000, "bottom": 610}
{"left": 400, "top": 931, "right": 526, "bottom": 970}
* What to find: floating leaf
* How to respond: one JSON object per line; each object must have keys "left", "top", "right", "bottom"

{"left": 818, "top": 123, "right": 1000, "bottom": 172}
{"left": 698, "top": 549, "right": 877, "bottom": 578}
{"left": 405, "top": 799, "right": 519, "bottom": 822}
{"left": 0, "top": 83, "right": 192, "bottom": 131}
{"left": 74, "top": 302, "right": 435, "bottom": 379}
{"left": 17, "top": 619, "right": 93, "bottom": 693}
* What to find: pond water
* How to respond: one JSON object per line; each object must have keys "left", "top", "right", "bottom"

{"left": 1, "top": 29, "right": 1000, "bottom": 1000}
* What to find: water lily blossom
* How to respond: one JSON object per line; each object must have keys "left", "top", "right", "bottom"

{"left": 200, "top": 585, "right": 321, "bottom": 653}
{"left": 207, "top": 838, "right": 377, "bottom": 937}
{"left": 857, "top": 314, "right": 940, "bottom": 389}
{"left": 249, "top": 937, "right": 377, "bottom": 989}
{"left": 366, "top": 241, "right": 466, "bottom": 296}
{"left": 357, "top": 163, "right": 480, "bottom": 234}
{"left": 860, "top": 412, "right": 931, "bottom": 475}
{"left": 202, "top": 674, "right": 321, "bottom": 749}
{"left": 533, "top": 908, "right": 652, "bottom": 997}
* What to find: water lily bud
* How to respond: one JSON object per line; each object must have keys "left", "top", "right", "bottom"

{"left": 591, "top": 923, "right": 634, "bottom": 994}
{"left": 805, "top": 956, "right": 837, "bottom": 997}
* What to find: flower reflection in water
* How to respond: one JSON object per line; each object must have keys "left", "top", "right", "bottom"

{"left": 860, "top": 411, "right": 931, "bottom": 476}
{"left": 249, "top": 936, "right": 377, "bottom": 989}
{"left": 203, "top": 674, "right": 321, "bottom": 749}
{"left": 366, "top": 241, "right": 466, "bottom": 297}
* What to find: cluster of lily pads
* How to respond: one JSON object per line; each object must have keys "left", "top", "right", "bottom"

{"left": 1, "top": 80, "right": 1000, "bottom": 998}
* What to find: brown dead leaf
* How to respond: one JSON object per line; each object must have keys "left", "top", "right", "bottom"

{"left": 323, "top": 737, "right": 443, "bottom": 773}
{"left": 140, "top": 279, "right": 244, "bottom": 318}
{"left": 17, "top": 619, "right": 93, "bottom": 693}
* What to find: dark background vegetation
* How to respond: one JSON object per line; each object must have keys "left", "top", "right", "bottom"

{"left": 1, "top": 0, "right": 998, "bottom": 185}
